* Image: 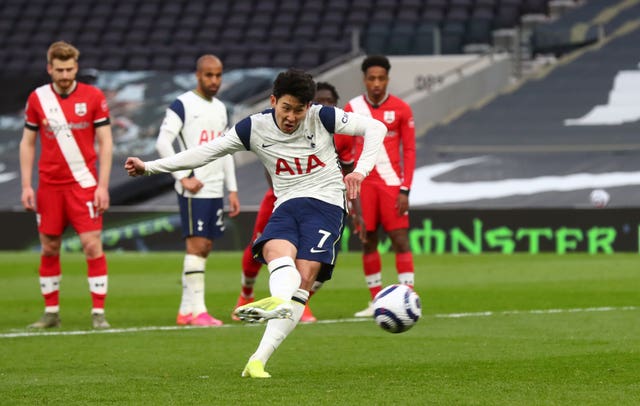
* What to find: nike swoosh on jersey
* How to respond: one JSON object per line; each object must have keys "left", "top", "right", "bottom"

{"left": 262, "top": 143, "right": 274, "bottom": 148}
{"left": 310, "top": 247, "right": 327, "bottom": 253}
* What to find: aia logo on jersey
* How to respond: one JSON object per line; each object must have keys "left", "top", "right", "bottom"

{"left": 75, "top": 103, "right": 87, "bottom": 117}
{"left": 275, "top": 154, "right": 326, "bottom": 175}
{"left": 383, "top": 111, "right": 395, "bottom": 124}
{"left": 198, "top": 130, "right": 223, "bottom": 145}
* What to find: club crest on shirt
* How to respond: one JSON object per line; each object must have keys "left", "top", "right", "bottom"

{"left": 75, "top": 102, "right": 87, "bottom": 116}
{"left": 383, "top": 111, "right": 395, "bottom": 123}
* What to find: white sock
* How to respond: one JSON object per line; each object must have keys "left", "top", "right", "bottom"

{"left": 180, "top": 254, "right": 207, "bottom": 315}
{"left": 267, "top": 257, "right": 301, "bottom": 300}
{"left": 251, "top": 289, "right": 308, "bottom": 365}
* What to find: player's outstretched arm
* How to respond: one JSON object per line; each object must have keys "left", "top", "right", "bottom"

{"left": 124, "top": 157, "right": 146, "bottom": 177}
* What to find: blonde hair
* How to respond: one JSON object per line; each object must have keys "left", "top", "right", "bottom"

{"left": 47, "top": 41, "right": 80, "bottom": 64}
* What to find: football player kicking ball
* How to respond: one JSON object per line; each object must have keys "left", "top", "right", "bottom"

{"left": 232, "top": 81, "right": 358, "bottom": 324}
{"left": 125, "top": 69, "right": 386, "bottom": 378}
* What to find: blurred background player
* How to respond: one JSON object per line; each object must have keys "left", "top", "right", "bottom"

{"left": 20, "top": 41, "right": 113, "bottom": 329}
{"left": 232, "top": 81, "right": 349, "bottom": 323}
{"left": 156, "top": 55, "right": 240, "bottom": 326}
{"left": 341, "top": 55, "right": 416, "bottom": 317}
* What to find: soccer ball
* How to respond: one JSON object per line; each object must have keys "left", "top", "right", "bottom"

{"left": 589, "top": 189, "right": 610, "bottom": 208}
{"left": 373, "top": 284, "right": 422, "bottom": 333}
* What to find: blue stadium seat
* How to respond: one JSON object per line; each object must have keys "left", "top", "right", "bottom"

{"left": 272, "top": 52, "right": 296, "bottom": 68}
{"left": 317, "top": 23, "right": 344, "bottom": 42}
{"left": 296, "top": 51, "right": 321, "bottom": 69}
{"left": 363, "top": 23, "right": 391, "bottom": 55}
{"left": 270, "top": 25, "right": 293, "bottom": 41}
{"left": 412, "top": 23, "right": 437, "bottom": 55}
{"left": 494, "top": 5, "right": 520, "bottom": 28}
{"left": 292, "top": 25, "right": 316, "bottom": 42}
{"left": 387, "top": 24, "right": 415, "bottom": 55}
{"left": 246, "top": 51, "right": 273, "bottom": 68}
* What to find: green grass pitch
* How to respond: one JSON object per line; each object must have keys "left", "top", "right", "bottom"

{"left": 0, "top": 252, "right": 638, "bottom": 405}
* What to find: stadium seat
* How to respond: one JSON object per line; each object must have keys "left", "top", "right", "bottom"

{"left": 494, "top": 5, "right": 520, "bottom": 29}
{"left": 219, "top": 28, "right": 245, "bottom": 43}
{"left": 272, "top": 52, "right": 296, "bottom": 68}
{"left": 184, "top": 2, "right": 207, "bottom": 16}
{"left": 387, "top": 24, "right": 415, "bottom": 55}
{"left": 123, "top": 30, "right": 149, "bottom": 46}
{"left": 317, "top": 23, "right": 344, "bottom": 42}
{"left": 465, "top": 18, "right": 493, "bottom": 45}
{"left": 195, "top": 28, "right": 220, "bottom": 43}
{"left": 152, "top": 55, "right": 174, "bottom": 71}
{"left": 279, "top": 0, "right": 301, "bottom": 14}
{"left": 159, "top": 2, "right": 182, "bottom": 16}
{"left": 127, "top": 55, "right": 151, "bottom": 71}
{"left": 522, "top": 0, "right": 548, "bottom": 14}
{"left": 370, "top": 9, "right": 395, "bottom": 24}
{"left": 270, "top": 25, "right": 293, "bottom": 42}
{"left": 324, "top": 10, "right": 346, "bottom": 27}
{"left": 421, "top": 6, "right": 446, "bottom": 24}
{"left": 441, "top": 21, "right": 466, "bottom": 54}
{"left": 137, "top": 2, "right": 159, "bottom": 18}
{"left": 174, "top": 54, "right": 197, "bottom": 72}
{"left": 245, "top": 26, "right": 269, "bottom": 42}
{"left": 396, "top": 9, "right": 420, "bottom": 24}
{"left": 101, "top": 55, "right": 125, "bottom": 71}
{"left": 324, "top": 0, "right": 348, "bottom": 14}
{"left": 292, "top": 25, "right": 316, "bottom": 42}
{"left": 376, "top": 0, "right": 399, "bottom": 9}
{"left": 249, "top": 13, "right": 273, "bottom": 29}
{"left": 296, "top": 51, "right": 321, "bottom": 69}
{"left": 412, "top": 23, "right": 438, "bottom": 55}
{"left": 346, "top": 10, "right": 370, "bottom": 28}
{"left": 246, "top": 51, "right": 273, "bottom": 68}
{"left": 225, "top": 51, "right": 247, "bottom": 70}
{"left": 364, "top": 23, "right": 391, "bottom": 55}
{"left": 254, "top": 0, "right": 277, "bottom": 16}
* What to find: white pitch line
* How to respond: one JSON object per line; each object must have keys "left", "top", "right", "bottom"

{"left": 1, "top": 306, "right": 637, "bottom": 339}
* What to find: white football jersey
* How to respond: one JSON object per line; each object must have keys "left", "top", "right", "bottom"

{"left": 155, "top": 90, "right": 237, "bottom": 198}
{"left": 146, "top": 104, "right": 386, "bottom": 210}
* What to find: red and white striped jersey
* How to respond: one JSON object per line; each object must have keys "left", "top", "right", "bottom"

{"left": 24, "top": 82, "right": 110, "bottom": 187}
{"left": 343, "top": 94, "right": 416, "bottom": 190}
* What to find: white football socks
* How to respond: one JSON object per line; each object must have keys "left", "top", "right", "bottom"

{"left": 179, "top": 254, "right": 207, "bottom": 315}
{"left": 251, "top": 288, "right": 308, "bottom": 365}
{"left": 267, "top": 256, "right": 301, "bottom": 300}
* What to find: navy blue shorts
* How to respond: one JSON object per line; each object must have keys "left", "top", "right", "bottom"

{"left": 252, "top": 197, "right": 346, "bottom": 282}
{"left": 177, "top": 195, "right": 225, "bottom": 240}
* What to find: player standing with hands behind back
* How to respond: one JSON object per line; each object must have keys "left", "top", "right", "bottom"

{"left": 340, "top": 55, "right": 416, "bottom": 317}
{"left": 155, "top": 54, "right": 240, "bottom": 327}
{"left": 20, "top": 41, "right": 113, "bottom": 329}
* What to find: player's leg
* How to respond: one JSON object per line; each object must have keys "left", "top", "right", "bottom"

{"left": 78, "top": 230, "right": 110, "bottom": 329}
{"left": 239, "top": 198, "right": 342, "bottom": 377}
{"left": 382, "top": 186, "right": 414, "bottom": 289}
{"left": 68, "top": 184, "right": 110, "bottom": 329}
{"left": 177, "top": 196, "right": 224, "bottom": 326}
{"left": 388, "top": 228, "right": 414, "bottom": 288}
{"left": 355, "top": 181, "right": 383, "bottom": 317}
{"left": 234, "top": 189, "right": 276, "bottom": 316}
{"left": 28, "top": 184, "right": 65, "bottom": 328}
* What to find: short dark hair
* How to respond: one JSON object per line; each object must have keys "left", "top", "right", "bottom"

{"left": 316, "top": 81, "right": 340, "bottom": 103}
{"left": 272, "top": 69, "right": 316, "bottom": 104}
{"left": 361, "top": 55, "right": 391, "bottom": 73}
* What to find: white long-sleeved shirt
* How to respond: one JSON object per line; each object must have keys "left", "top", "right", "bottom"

{"left": 155, "top": 90, "right": 237, "bottom": 198}
{"left": 147, "top": 104, "right": 386, "bottom": 210}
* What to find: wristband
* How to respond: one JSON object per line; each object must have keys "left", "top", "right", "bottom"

{"left": 399, "top": 188, "right": 410, "bottom": 196}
